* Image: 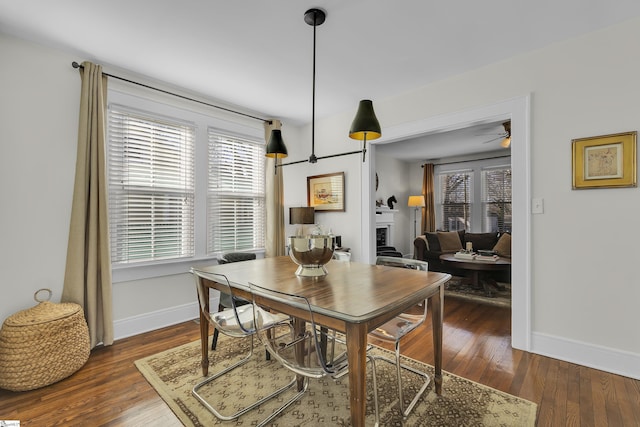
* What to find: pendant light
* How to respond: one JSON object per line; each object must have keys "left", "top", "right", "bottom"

{"left": 266, "top": 129, "right": 288, "bottom": 174}
{"left": 349, "top": 99, "right": 381, "bottom": 162}
{"left": 266, "top": 7, "right": 382, "bottom": 169}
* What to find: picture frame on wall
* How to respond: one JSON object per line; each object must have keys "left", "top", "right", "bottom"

{"left": 572, "top": 131, "right": 637, "bottom": 189}
{"left": 307, "top": 172, "right": 345, "bottom": 212}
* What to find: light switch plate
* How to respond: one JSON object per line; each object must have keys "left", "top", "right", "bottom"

{"left": 532, "top": 198, "right": 544, "bottom": 214}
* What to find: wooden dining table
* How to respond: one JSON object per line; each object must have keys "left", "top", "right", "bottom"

{"left": 193, "top": 256, "right": 450, "bottom": 427}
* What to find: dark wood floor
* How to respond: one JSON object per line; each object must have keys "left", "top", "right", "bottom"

{"left": 1, "top": 297, "right": 639, "bottom": 426}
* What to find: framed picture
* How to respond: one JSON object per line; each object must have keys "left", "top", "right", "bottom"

{"left": 307, "top": 172, "right": 345, "bottom": 212}
{"left": 572, "top": 131, "right": 637, "bottom": 189}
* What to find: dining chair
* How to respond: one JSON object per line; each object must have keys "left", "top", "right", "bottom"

{"left": 211, "top": 252, "right": 257, "bottom": 351}
{"left": 191, "top": 269, "right": 296, "bottom": 422}
{"left": 248, "top": 282, "right": 380, "bottom": 427}
{"left": 370, "top": 256, "right": 432, "bottom": 419}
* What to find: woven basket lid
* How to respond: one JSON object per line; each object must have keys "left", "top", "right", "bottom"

{"left": 3, "top": 289, "right": 83, "bottom": 327}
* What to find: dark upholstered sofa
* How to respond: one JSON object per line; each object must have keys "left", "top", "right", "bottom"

{"left": 413, "top": 230, "right": 511, "bottom": 282}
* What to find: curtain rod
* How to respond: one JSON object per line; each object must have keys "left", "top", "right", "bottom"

{"left": 422, "top": 154, "right": 510, "bottom": 167}
{"left": 71, "top": 61, "right": 269, "bottom": 123}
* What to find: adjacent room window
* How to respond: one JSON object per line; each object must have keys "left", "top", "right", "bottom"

{"left": 435, "top": 159, "right": 511, "bottom": 233}
{"left": 437, "top": 171, "right": 472, "bottom": 231}
{"left": 108, "top": 106, "right": 195, "bottom": 265}
{"left": 482, "top": 167, "right": 512, "bottom": 233}
{"left": 207, "top": 129, "right": 266, "bottom": 252}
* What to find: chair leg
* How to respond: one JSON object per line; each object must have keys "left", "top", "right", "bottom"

{"left": 372, "top": 339, "right": 431, "bottom": 419}
{"left": 211, "top": 327, "right": 219, "bottom": 350}
{"left": 211, "top": 304, "right": 225, "bottom": 351}
{"left": 193, "top": 336, "right": 297, "bottom": 422}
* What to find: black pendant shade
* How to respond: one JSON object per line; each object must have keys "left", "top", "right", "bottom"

{"left": 349, "top": 100, "right": 381, "bottom": 141}
{"left": 265, "top": 129, "right": 288, "bottom": 158}
{"left": 349, "top": 99, "right": 381, "bottom": 161}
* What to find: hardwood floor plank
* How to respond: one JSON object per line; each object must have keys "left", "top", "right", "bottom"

{"left": 1, "top": 298, "right": 639, "bottom": 427}
{"left": 565, "top": 363, "right": 582, "bottom": 427}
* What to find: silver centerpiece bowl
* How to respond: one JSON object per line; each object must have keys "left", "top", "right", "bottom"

{"left": 289, "top": 235, "right": 335, "bottom": 277}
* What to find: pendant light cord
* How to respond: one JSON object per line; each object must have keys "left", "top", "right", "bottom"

{"left": 309, "top": 11, "right": 318, "bottom": 163}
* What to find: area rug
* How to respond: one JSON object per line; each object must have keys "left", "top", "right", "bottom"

{"left": 135, "top": 333, "right": 536, "bottom": 426}
{"left": 445, "top": 276, "right": 511, "bottom": 308}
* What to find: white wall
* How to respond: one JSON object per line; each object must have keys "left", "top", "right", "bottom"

{"left": 2, "top": 14, "right": 640, "bottom": 379}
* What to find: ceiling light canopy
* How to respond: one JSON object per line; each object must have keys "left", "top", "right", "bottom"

{"left": 265, "top": 7, "right": 381, "bottom": 170}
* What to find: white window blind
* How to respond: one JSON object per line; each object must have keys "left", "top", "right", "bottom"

{"left": 438, "top": 171, "right": 472, "bottom": 231}
{"left": 208, "top": 129, "right": 265, "bottom": 253}
{"left": 482, "top": 167, "right": 512, "bottom": 233}
{"left": 108, "top": 106, "right": 195, "bottom": 264}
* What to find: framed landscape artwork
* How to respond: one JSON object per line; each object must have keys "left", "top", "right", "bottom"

{"left": 307, "top": 172, "right": 345, "bottom": 212}
{"left": 572, "top": 131, "right": 637, "bottom": 189}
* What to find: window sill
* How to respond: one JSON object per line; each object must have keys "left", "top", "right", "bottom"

{"left": 112, "top": 251, "right": 264, "bottom": 283}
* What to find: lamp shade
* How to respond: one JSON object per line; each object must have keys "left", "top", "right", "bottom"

{"left": 265, "top": 129, "right": 288, "bottom": 158}
{"left": 408, "top": 195, "right": 426, "bottom": 207}
{"left": 349, "top": 100, "right": 382, "bottom": 141}
{"left": 289, "top": 207, "right": 315, "bottom": 224}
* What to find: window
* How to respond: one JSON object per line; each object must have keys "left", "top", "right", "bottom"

{"left": 106, "top": 90, "right": 266, "bottom": 281}
{"left": 482, "top": 167, "right": 512, "bottom": 233}
{"left": 435, "top": 158, "right": 511, "bottom": 233}
{"left": 438, "top": 171, "right": 472, "bottom": 231}
{"left": 208, "top": 129, "right": 265, "bottom": 252}
{"left": 108, "top": 106, "right": 195, "bottom": 265}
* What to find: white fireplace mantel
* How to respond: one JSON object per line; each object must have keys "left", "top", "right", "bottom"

{"left": 375, "top": 208, "right": 398, "bottom": 247}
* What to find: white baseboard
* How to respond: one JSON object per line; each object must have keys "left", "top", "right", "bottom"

{"left": 113, "top": 294, "right": 220, "bottom": 341}
{"left": 532, "top": 332, "right": 640, "bottom": 380}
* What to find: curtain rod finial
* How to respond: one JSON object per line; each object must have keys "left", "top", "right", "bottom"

{"left": 72, "top": 61, "right": 82, "bottom": 69}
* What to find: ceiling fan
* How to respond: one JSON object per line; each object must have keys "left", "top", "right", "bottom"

{"left": 481, "top": 121, "right": 511, "bottom": 148}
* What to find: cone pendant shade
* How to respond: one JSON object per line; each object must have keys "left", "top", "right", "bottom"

{"left": 265, "top": 129, "right": 288, "bottom": 158}
{"left": 349, "top": 100, "right": 381, "bottom": 141}
{"left": 349, "top": 99, "right": 381, "bottom": 161}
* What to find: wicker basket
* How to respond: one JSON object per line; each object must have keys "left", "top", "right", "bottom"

{"left": 0, "top": 289, "right": 90, "bottom": 391}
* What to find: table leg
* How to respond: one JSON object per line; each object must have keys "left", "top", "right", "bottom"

{"left": 431, "top": 283, "right": 444, "bottom": 395}
{"left": 346, "top": 323, "right": 368, "bottom": 427}
{"left": 293, "top": 318, "right": 307, "bottom": 392}
{"left": 199, "top": 286, "right": 210, "bottom": 377}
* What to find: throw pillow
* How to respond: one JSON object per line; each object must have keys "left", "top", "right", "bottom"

{"left": 424, "top": 232, "right": 441, "bottom": 252}
{"left": 437, "top": 231, "right": 463, "bottom": 253}
{"left": 493, "top": 233, "right": 512, "bottom": 258}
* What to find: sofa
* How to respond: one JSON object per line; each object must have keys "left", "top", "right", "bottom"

{"left": 413, "top": 230, "right": 511, "bottom": 282}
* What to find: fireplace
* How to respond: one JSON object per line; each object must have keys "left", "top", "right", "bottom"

{"left": 375, "top": 208, "right": 397, "bottom": 247}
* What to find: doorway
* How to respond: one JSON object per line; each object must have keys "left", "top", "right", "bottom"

{"left": 361, "top": 95, "right": 531, "bottom": 351}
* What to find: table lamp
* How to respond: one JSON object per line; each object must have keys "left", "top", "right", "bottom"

{"left": 289, "top": 207, "right": 315, "bottom": 236}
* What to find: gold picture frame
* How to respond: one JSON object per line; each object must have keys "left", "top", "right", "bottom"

{"left": 572, "top": 131, "right": 637, "bottom": 189}
{"left": 307, "top": 172, "right": 345, "bottom": 212}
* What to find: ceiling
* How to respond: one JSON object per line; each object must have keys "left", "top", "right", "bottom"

{"left": 2, "top": 1, "right": 640, "bottom": 158}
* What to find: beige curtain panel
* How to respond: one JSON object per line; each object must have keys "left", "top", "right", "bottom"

{"left": 62, "top": 61, "right": 114, "bottom": 349}
{"left": 265, "top": 120, "right": 286, "bottom": 257}
{"left": 422, "top": 163, "right": 436, "bottom": 233}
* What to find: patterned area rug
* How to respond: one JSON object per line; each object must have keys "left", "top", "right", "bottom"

{"left": 445, "top": 276, "right": 511, "bottom": 308}
{"left": 135, "top": 333, "right": 536, "bottom": 426}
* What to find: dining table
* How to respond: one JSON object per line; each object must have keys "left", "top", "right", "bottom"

{"left": 193, "top": 255, "right": 451, "bottom": 427}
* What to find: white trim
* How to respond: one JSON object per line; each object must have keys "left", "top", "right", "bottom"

{"left": 532, "top": 332, "right": 640, "bottom": 380}
{"left": 113, "top": 294, "right": 220, "bottom": 340}
{"left": 366, "top": 95, "right": 532, "bottom": 351}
